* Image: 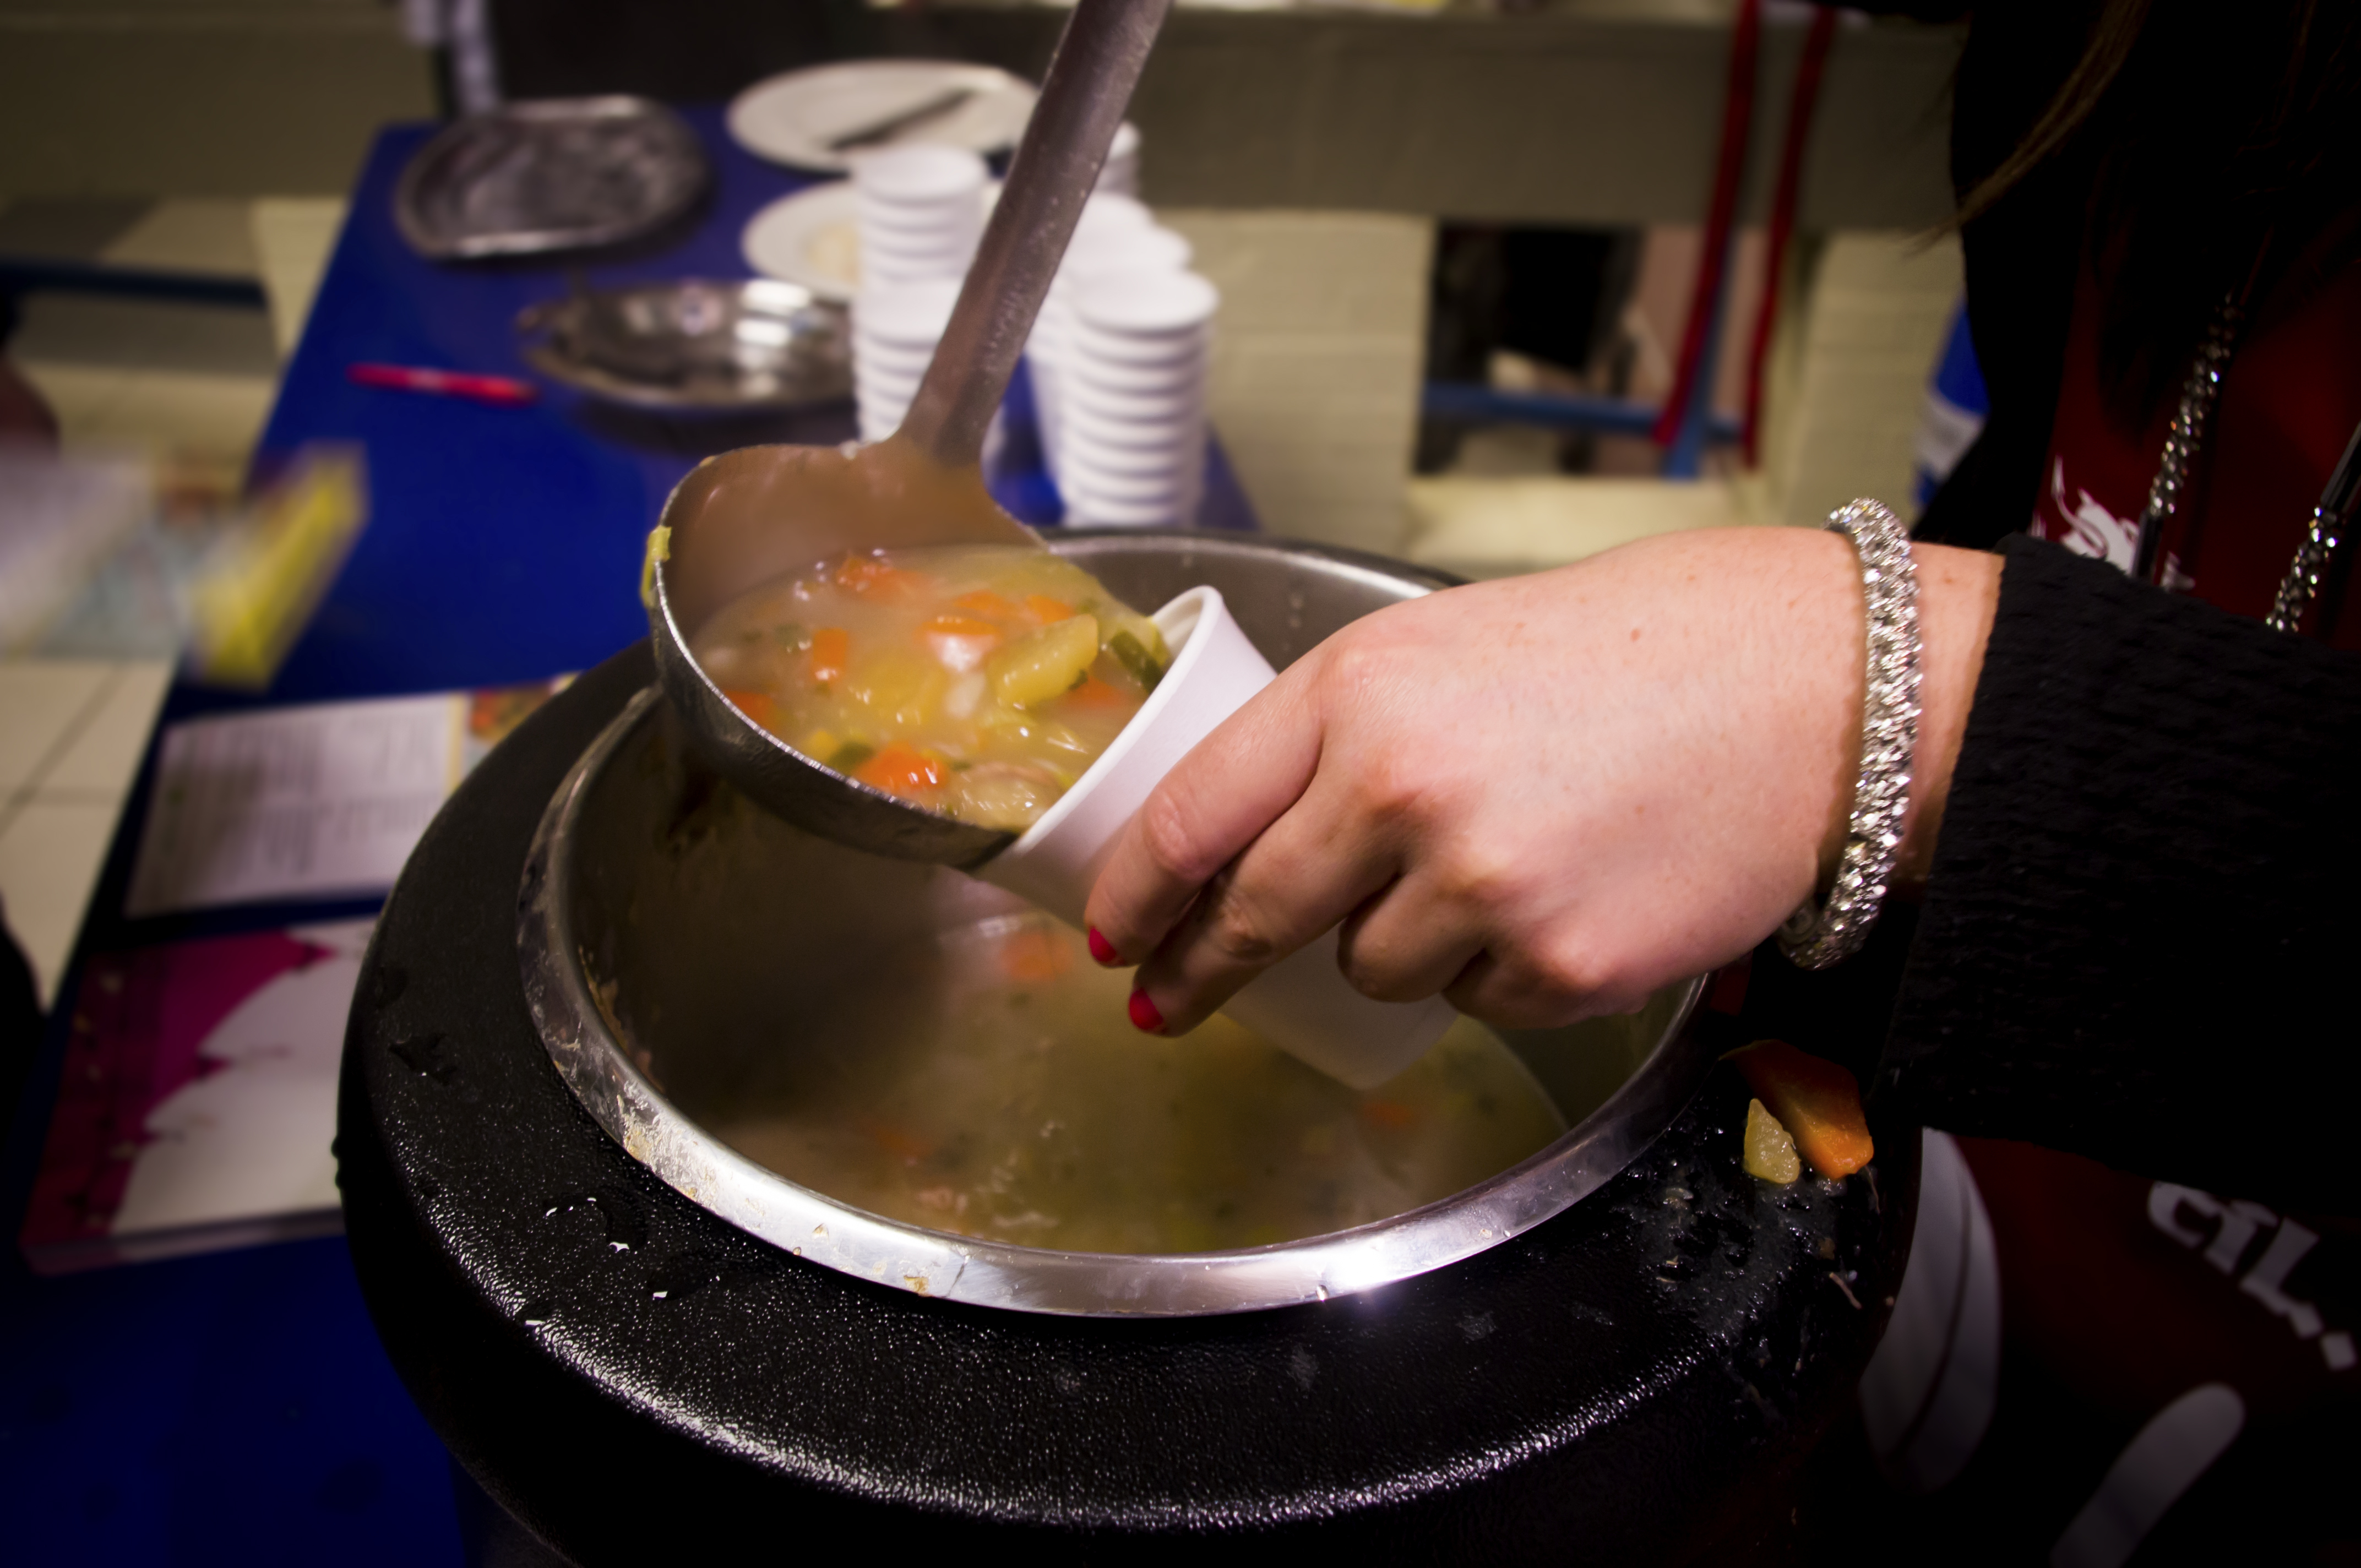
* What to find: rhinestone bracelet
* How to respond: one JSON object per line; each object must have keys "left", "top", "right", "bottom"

{"left": 1778, "top": 499, "right": 1922, "bottom": 971}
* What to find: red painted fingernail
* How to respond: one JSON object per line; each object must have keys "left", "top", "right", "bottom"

{"left": 1087, "top": 926, "right": 1119, "bottom": 965}
{"left": 1127, "top": 987, "right": 1165, "bottom": 1034}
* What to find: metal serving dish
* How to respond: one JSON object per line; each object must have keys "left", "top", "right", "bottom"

{"left": 516, "top": 279, "right": 852, "bottom": 410}
{"left": 395, "top": 96, "right": 709, "bottom": 260}
{"left": 517, "top": 532, "right": 1711, "bottom": 1316}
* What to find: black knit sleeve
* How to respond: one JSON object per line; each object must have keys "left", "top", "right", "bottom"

{"left": 1883, "top": 535, "right": 2361, "bottom": 1212}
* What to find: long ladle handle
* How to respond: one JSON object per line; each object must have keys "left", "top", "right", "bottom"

{"left": 898, "top": 0, "right": 1175, "bottom": 470}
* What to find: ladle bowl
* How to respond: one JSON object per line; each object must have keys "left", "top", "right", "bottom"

{"left": 652, "top": 0, "right": 1179, "bottom": 863}
{"left": 649, "top": 442, "right": 1027, "bottom": 865}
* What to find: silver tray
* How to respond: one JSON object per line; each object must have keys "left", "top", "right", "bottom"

{"left": 516, "top": 278, "right": 852, "bottom": 410}
{"left": 396, "top": 97, "right": 710, "bottom": 260}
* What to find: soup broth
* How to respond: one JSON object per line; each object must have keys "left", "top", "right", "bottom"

{"left": 695, "top": 915, "right": 1567, "bottom": 1254}
{"left": 692, "top": 544, "right": 1169, "bottom": 831}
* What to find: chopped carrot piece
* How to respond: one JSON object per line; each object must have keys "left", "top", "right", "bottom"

{"left": 1359, "top": 1099, "right": 1416, "bottom": 1131}
{"left": 1060, "top": 672, "right": 1127, "bottom": 709}
{"left": 859, "top": 1119, "right": 932, "bottom": 1164}
{"left": 998, "top": 925, "right": 1073, "bottom": 983}
{"left": 1025, "top": 594, "right": 1075, "bottom": 625}
{"left": 721, "top": 688, "right": 776, "bottom": 729}
{"left": 919, "top": 613, "right": 1004, "bottom": 672}
{"left": 852, "top": 741, "right": 948, "bottom": 797}
{"left": 954, "top": 589, "right": 1022, "bottom": 621}
{"left": 808, "top": 627, "right": 849, "bottom": 686}
{"left": 1723, "top": 1039, "right": 1874, "bottom": 1178}
{"left": 834, "top": 554, "right": 924, "bottom": 601}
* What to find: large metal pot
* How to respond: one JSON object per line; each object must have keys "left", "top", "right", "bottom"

{"left": 521, "top": 531, "right": 1707, "bottom": 1315}
{"left": 340, "top": 531, "right": 1914, "bottom": 1562}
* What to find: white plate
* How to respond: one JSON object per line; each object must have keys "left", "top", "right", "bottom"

{"left": 742, "top": 183, "right": 861, "bottom": 304}
{"left": 728, "top": 61, "right": 1036, "bottom": 175}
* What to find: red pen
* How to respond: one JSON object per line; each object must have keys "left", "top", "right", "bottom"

{"left": 347, "top": 362, "right": 538, "bottom": 406}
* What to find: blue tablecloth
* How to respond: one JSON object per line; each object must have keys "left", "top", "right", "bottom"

{"left": 260, "top": 106, "right": 850, "bottom": 702}
{"left": 252, "top": 104, "right": 1253, "bottom": 704}
{"left": 2, "top": 104, "right": 1259, "bottom": 1564}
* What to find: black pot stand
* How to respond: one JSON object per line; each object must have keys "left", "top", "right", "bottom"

{"left": 339, "top": 643, "right": 1917, "bottom": 1565}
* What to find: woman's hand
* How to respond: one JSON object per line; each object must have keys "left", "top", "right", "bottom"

{"left": 1083, "top": 526, "right": 1999, "bottom": 1035}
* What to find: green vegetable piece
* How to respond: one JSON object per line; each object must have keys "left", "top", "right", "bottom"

{"left": 1108, "top": 630, "right": 1166, "bottom": 693}
{"left": 826, "top": 740, "right": 875, "bottom": 774}
{"left": 772, "top": 621, "right": 808, "bottom": 650}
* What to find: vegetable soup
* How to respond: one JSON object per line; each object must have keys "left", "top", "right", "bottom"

{"left": 693, "top": 544, "right": 1169, "bottom": 830}
{"left": 697, "top": 913, "right": 1568, "bottom": 1254}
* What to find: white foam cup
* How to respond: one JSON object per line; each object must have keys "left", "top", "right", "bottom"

{"left": 1063, "top": 489, "right": 1197, "bottom": 529}
{"left": 1060, "top": 461, "right": 1194, "bottom": 507}
{"left": 852, "top": 342, "right": 935, "bottom": 378}
{"left": 1097, "top": 121, "right": 1142, "bottom": 197}
{"left": 853, "top": 144, "right": 988, "bottom": 204}
{"left": 854, "top": 277, "right": 960, "bottom": 336}
{"left": 863, "top": 259, "right": 967, "bottom": 288}
{"left": 1063, "top": 404, "right": 1203, "bottom": 454}
{"left": 1073, "top": 191, "right": 1152, "bottom": 239}
{"left": 1064, "top": 362, "right": 1205, "bottom": 407}
{"left": 976, "top": 587, "right": 1455, "bottom": 1088}
{"left": 1062, "top": 378, "right": 1203, "bottom": 426}
{"left": 1067, "top": 225, "right": 1193, "bottom": 285}
{"left": 1074, "top": 270, "right": 1216, "bottom": 336}
{"left": 1071, "top": 498, "right": 1190, "bottom": 529}
{"left": 1063, "top": 437, "right": 1199, "bottom": 480}
{"left": 1070, "top": 331, "right": 1205, "bottom": 374}
{"left": 857, "top": 382, "right": 923, "bottom": 415}
{"left": 861, "top": 242, "right": 972, "bottom": 276}
{"left": 1062, "top": 464, "right": 1187, "bottom": 505}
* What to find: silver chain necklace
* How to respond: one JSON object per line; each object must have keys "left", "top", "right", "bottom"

{"left": 2128, "top": 290, "right": 2361, "bottom": 634}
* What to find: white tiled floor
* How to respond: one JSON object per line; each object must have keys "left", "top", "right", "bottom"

{"left": 0, "top": 196, "right": 343, "bottom": 1007}
{"left": 0, "top": 660, "right": 111, "bottom": 795}
{"left": 0, "top": 798, "right": 132, "bottom": 1009}
{"left": 0, "top": 659, "right": 173, "bottom": 1005}
{"left": 17, "top": 362, "right": 279, "bottom": 461}
{"left": 250, "top": 198, "right": 348, "bottom": 358}
{"left": 99, "top": 198, "right": 263, "bottom": 279}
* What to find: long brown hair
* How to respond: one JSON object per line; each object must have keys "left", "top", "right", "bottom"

{"left": 1959, "top": 0, "right": 2361, "bottom": 426}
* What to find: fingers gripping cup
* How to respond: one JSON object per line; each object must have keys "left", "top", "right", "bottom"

{"left": 977, "top": 586, "right": 1458, "bottom": 1090}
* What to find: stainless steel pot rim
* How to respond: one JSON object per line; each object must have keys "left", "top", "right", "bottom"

{"left": 518, "top": 680, "right": 1710, "bottom": 1317}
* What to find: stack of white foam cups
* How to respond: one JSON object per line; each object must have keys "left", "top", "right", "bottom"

{"left": 1027, "top": 195, "right": 1196, "bottom": 492}
{"left": 850, "top": 146, "right": 987, "bottom": 444}
{"left": 1057, "top": 268, "right": 1218, "bottom": 527}
{"left": 1097, "top": 122, "right": 1142, "bottom": 198}
{"left": 851, "top": 144, "right": 985, "bottom": 288}
{"left": 851, "top": 276, "right": 960, "bottom": 443}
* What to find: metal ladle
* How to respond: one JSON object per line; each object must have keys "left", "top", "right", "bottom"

{"left": 648, "top": 0, "right": 1174, "bottom": 867}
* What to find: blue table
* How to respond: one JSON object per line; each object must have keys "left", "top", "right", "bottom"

{"left": 2, "top": 105, "right": 1255, "bottom": 1563}
{"left": 259, "top": 106, "right": 852, "bottom": 703}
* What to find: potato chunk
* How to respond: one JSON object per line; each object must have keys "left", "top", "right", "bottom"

{"left": 1743, "top": 1097, "right": 1802, "bottom": 1185}
{"left": 988, "top": 614, "right": 1101, "bottom": 709}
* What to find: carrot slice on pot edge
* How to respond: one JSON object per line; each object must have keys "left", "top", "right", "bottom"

{"left": 1722, "top": 1038, "right": 1873, "bottom": 1178}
